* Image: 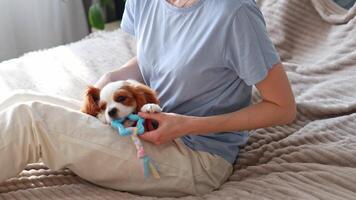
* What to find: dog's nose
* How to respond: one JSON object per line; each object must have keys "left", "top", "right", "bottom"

{"left": 108, "top": 108, "right": 118, "bottom": 118}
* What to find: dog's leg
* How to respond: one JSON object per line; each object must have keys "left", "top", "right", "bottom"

{"left": 140, "top": 104, "right": 161, "bottom": 130}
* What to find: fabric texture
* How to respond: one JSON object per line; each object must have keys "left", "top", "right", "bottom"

{"left": 0, "top": 91, "right": 232, "bottom": 197}
{"left": 121, "top": 0, "right": 280, "bottom": 164}
{"left": 0, "top": 0, "right": 356, "bottom": 199}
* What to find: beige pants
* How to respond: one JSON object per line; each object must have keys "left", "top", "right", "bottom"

{"left": 0, "top": 91, "right": 232, "bottom": 197}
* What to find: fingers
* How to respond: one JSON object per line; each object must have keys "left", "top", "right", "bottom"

{"left": 145, "top": 119, "right": 155, "bottom": 131}
{"left": 139, "top": 130, "right": 162, "bottom": 145}
{"left": 138, "top": 112, "right": 171, "bottom": 145}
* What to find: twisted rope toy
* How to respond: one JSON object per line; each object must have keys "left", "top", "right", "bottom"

{"left": 111, "top": 114, "right": 160, "bottom": 179}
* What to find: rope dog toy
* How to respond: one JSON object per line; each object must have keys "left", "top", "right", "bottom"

{"left": 111, "top": 114, "right": 160, "bottom": 179}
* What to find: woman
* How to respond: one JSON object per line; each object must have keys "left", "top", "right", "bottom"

{"left": 0, "top": 0, "right": 296, "bottom": 197}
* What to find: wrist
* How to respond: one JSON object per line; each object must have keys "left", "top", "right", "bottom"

{"left": 183, "top": 115, "right": 225, "bottom": 136}
{"left": 183, "top": 115, "right": 203, "bottom": 135}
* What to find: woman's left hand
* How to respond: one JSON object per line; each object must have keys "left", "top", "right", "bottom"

{"left": 138, "top": 112, "right": 190, "bottom": 145}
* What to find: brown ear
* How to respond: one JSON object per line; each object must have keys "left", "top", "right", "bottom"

{"left": 124, "top": 84, "right": 159, "bottom": 112}
{"left": 80, "top": 86, "right": 101, "bottom": 117}
{"left": 138, "top": 84, "right": 160, "bottom": 105}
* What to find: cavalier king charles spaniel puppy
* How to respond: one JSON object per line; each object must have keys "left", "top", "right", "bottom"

{"left": 81, "top": 80, "right": 162, "bottom": 124}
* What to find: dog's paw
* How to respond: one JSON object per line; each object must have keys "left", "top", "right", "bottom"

{"left": 140, "top": 104, "right": 162, "bottom": 113}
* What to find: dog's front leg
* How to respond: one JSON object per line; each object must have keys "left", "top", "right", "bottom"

{"left": 140, "top": 104, "right": 162, "bottom": 130}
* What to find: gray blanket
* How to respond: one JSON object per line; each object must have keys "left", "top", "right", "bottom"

{"left": 0, "top": 0, "right": 356, "bottom": 199}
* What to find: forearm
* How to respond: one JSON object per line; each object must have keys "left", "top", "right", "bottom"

{"left": 186, "top": 100, "right": 296, "bottom": 135}
{"left": 185, "top": 63, "right": 297, "bottom": 135}
{"left": 94, "top": 56, "right": 143, "bottom": 89}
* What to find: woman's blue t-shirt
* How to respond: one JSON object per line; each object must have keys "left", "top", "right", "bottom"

{"left": 121, "top": 0, "right": 280, "bottom": 164}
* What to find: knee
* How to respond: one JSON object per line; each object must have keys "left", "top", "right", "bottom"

{"left": 1, "top": 91, "right": 48, "bottom": 112}
{"left": 11, "top": 101, "right": 45, "bottom": 113}
{"left": 4, "top": 101, "right": 50, "bottom": 123}
{"left": 5, "top": 90, "right": 38, "bottom": 102}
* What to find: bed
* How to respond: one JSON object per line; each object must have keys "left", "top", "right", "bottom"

{"left": 1, "top": 0, "right": 356, "bottom": 199}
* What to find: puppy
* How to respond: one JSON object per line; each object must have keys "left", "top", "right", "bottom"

{"left": 81, "top": 80, "right": 162, "bottom": 124}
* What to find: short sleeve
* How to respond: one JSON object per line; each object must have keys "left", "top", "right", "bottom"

{"left": 225, "top": 1, "right": 280, "bottom": 86}
{"left": 120, "top": 0, "right": 136, "bottom": 36}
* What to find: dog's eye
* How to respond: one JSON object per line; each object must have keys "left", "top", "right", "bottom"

{"left": 116, "top": 96, "right": 127, "bottom": 102}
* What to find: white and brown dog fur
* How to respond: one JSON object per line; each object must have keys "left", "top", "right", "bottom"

{"left": 81, "top": 80, "right": 162, "bottom": 124}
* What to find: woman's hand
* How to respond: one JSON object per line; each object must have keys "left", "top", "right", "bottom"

{"left": 138, "top": 112, "right": 191, "bottom": 145}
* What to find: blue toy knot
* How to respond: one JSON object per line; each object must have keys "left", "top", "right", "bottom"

{"left": 111, "top": 114, "right": 145, "bottom": 136}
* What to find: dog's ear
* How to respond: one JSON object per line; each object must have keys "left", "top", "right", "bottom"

{"left": 81, "top": 86, "right": 101, "bottom": 117}
{"left": 138, "top": 84, "right": 160, "bottom": 105}
{"left": 125, "top": 84, "right": 159, "bottom": 112}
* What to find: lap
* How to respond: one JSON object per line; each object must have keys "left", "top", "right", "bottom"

{"left": 32, "top": 101, "right": 229, "bottom": 196}
{"left": 0, "top": 90, "right": 232, "bottom": 196}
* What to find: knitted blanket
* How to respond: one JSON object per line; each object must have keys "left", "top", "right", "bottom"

{"left": 0, "top": 0, "right": 356, "bottom": 199}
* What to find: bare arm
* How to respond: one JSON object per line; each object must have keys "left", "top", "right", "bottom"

{"left": 186, "top": 63, "right": 296, "bottom": 134}
{"left": 94, "top": 56, "right": 143, "bottom": 89}
{"left": 139, "top": 63, "right": 297, "bottom": 145}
